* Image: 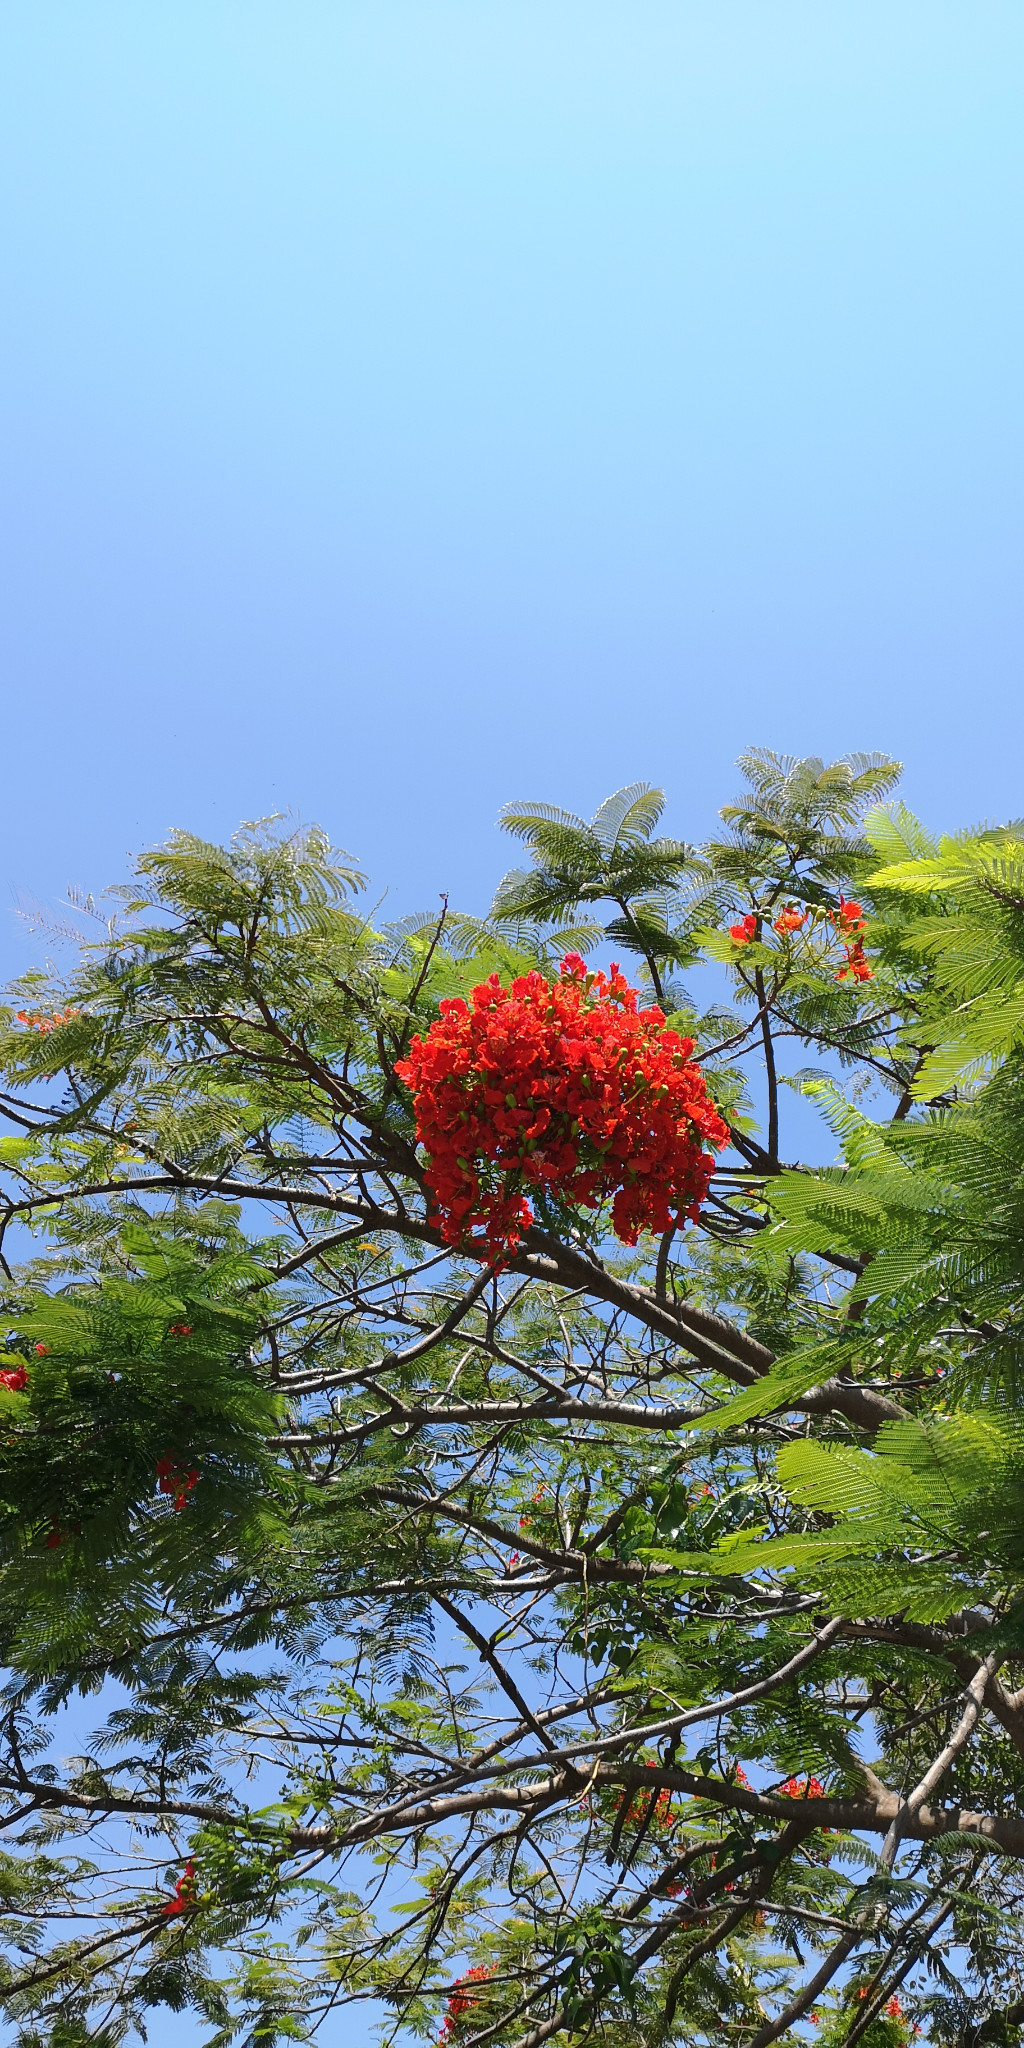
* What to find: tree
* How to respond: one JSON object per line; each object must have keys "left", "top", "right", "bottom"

{"left": 1, "top": 753, "right": 1024, "bottom": 2045}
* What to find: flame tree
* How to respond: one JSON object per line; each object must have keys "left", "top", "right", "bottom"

{"left": 3, "top": 753, "right": 1024, "bottom": 2045}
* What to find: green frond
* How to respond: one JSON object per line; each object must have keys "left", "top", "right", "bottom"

{"left": 795, "top": 1079, "right": 893, "bottom": 1169}
{"left": 862, "top": 802, "right": 938, "bottom": 864}
{"left": 495, "top": 800, "right": 590, "bottom": 842}
{"left": 590, "top": 783, "right": 666, "bottom": 852}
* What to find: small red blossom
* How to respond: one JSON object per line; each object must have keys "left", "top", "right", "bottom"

{"left": 168, "top": 1323, "right": 192, "bottom": 1337}
{"left": 834, "top": 895, "right": 866, "bottom": 933}
{"left": 779, "top": 1774, "right": 824, "bottom": 1799}
{"left": 16, "top": 1006, "right": 80, "bottom": 1035}
{"left": 886, "top": 1997, "right": 905, "bottom": 2021}
{"left": 45, "top": 1517, "right": 65, "bottom": 1549}
{"left": 731, "top": 1763, "right": 750, "bottom": 1787}
{"left": 615, "top": 1782, "right": 676, "bottom": 1832}
{"left": 438, "top": 1966, "right": 493, "bottom": 2044}
{"left": 160, "top": 1858, "right": 196, "bottom": 1918}
{"left": 395, "top": 956, "right": 727, "bottom": 1262}
{"left": 518, "top": 1484, "right": 548, "bottom": 1529}
{"left": 772, "top": 905, "right": 806, "bottom": 935}
{"left": 0, "top": 1366, "right": 28, "bottom": 1392}
{"left": 836, "top": 938, "right": 874, "bottom": 983}
{"left": 33, "top": 1343, "right": 49, "bottom": 1355}
{"left": 729, "top": 914, "right": 758, "bottom": 944}
{"left": 156, "top": 1452, "right": 199, "bottom": 1512}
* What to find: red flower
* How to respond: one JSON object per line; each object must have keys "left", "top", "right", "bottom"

{"left": 834, "top": 895, "right": 866, "bottom": 933}
{"left": 45, "top": 1518, "right": 64, "bottom": 1549}
{"left": 395, "top": 956, "right": 728, "bottom": 1262}
{"left": 729, "top": 914, "right": 757, "bottom": 944}
{"left": 772, "top": 905, "right": 806, "bottom": 935}
{"left": 615, "top": 1781, "right": 676, "bottom": 1831}
{"left": 0, "top": 1366, "right": 28, "bottom": 1392}
{"left": 438, "top": 1966, "right": 493, "bottom": 2043}
{"left": 33, "top": 1343, "right": 49, "bottom": 1355}
{"left": 156, "top": 1452, "right": 199, "bottom": 1512}
{"left": 836, "top": 938, "right": 874, "bottom": 983}
{"left": 168, "top": 1323, "right": 192, "bottom": 1337}
{"left": 886, "top": 1997, "right": 905, "bottom": 2021}
{"left": 160, "top": 1858, "right": 196, "bottom": 1918}
{"left": 779, "top": 1774, "right": 824, "bottom": 1799}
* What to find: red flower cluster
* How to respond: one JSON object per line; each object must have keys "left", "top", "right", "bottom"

{"left": 156, "top": 1452, "right": 199, "bottom": 1512}
{"left": 395, "top": 955, "right": 728, "bottom": 1261}
{"left": 831, "top": 896, "right": 874, "bottom": 983}
{"left": 779, "top": 1774, "right": 825, "bottom": 1799}
{"left": 438, "top": 1966, "right": 493, "bottom": 2044}
{"left": 15, "top": 1007, "right": 79, "bottom": 1035}
{"left": 161, "top": 1859, "right": 196, "bottom": 1918}
{"left": 168, "top": 1323, "right": 193, "bottom": 1337}
{"left": 836, "top": 939, "right": 873, "bottom": 983}
{"left": 518, "top": 1483, "right": 548, "bottom": 1530}
{"left": 616, "top": 1770, "right": 676, "bottom": 1833}
{"left": 0, "top": 1365, "right": 28, "bottom": 1392}
{"left": 727, "top": 895, "right": 875, "bottom": 982}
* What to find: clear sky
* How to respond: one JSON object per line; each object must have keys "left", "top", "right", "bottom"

{"left": 2, "top": 2, "right": 1023, "bottom": 979}
{"left": 1, "top": 7, "right": 1023, "bottom": 2041}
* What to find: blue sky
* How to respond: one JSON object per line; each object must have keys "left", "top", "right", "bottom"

{"left": 1, "top": 6, "right": 1023, "bottom": 2041}
{"left": 2, "top": 2, "right": 1023, "bottom": 982}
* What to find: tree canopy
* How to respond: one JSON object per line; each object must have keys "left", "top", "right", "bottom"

{"left": 3, "top": 751, "right": 1024, "bottom": 2047}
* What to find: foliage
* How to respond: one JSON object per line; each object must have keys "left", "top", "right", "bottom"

{"left": 2, "top": 762, "right": 1024, "bottom": 2044}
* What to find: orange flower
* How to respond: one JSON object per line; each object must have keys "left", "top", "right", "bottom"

{"left": 729, "top": 914, "right": 757, "bottom": 944}
{"left": 772, "top": 905, "right": 805, "bottom": 935}
{"left": 15, "top": 1006, "right": 79, "bottom": 1035}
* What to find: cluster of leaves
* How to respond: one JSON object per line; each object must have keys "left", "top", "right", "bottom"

{"left": 3, "top": 757, "right": 1024, "bottom": 2045}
